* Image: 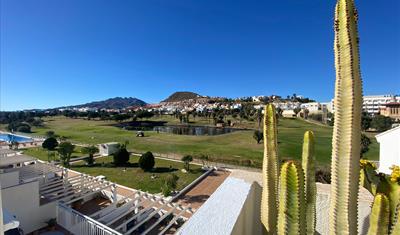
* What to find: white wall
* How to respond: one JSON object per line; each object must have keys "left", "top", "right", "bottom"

{"left": 178, "top": 177, "right": 263, "bottom": 235}
{"left": 377, "top": 128, "right": 400, "bottom": 174}
{"left": 1, "top": 181, "right": 57, "bottom": 234}
{"left": 0, "top": 171, "right": 19, "bottom": 189}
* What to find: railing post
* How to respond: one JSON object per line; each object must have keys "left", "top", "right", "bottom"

{"left": 111, "top": 183, "right": 117, "bottom": 204}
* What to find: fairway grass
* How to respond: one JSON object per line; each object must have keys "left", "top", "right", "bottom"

{"left": 26, "top": 116, "right": 379, "bottom": 167}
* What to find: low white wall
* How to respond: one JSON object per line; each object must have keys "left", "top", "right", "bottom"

{"left": 231, "top": 182, "right": 263, "bottom": 235}
{"left": 178, "top": 177, "right": 263, "bottom": 235}
{"left": 1, "top": 180, "right": 57, "bottom": 234}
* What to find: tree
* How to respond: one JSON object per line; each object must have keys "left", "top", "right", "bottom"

{"left": 253, "top": 130, "right": 263, "bottom": 144}
{"left": 161, "top": 173, "right": 179, "bottom": 197}
{"left": 371, "top": 115, "right": 393, "bottom": 132}
{"left": 181, "top": 155, "right": 193, "bottom": 171}
{"left": 45, "top": 130, "right": 56, "bottom": 138}
{"left": 256, "top": 109, "right": 263, "bottom": 128}
{"left": 139, "top": 151, "right": 155, "bottom": 171}
{"left": 82, "top": 145, "right": 99, "bottom": 166}
{"left": 58, "top": 142, "right": 75, "bottom": 167}
{"left": 293, "top": 108, "right": 301, "bottom": 116}
{"left": 113, "top": 144, "right": 130, "bottom": 166}
{"left": 360, "top": 134, "right": 371, "bottom": 158}
{"left": 361, "top": 113, "right": 372, "bottom": 131}
{"left": 7, "top": 122, "right": 31, "bottom": 133}
{"left": 42, "top": 137, "right": 59, "bottom": 151}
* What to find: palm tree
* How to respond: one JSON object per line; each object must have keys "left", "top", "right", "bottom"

{"left": 81, "top": 145, "right": 99, "bottom": 166}
{"left": 57, "top": 142, "right": 75, "bottom": 167}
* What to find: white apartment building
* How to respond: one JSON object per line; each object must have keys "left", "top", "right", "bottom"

{"left": 329, "top": 94, "right": 399, "bottom": 115}
{"left": 362, "top": 95, "right": 399, "bottom": 115}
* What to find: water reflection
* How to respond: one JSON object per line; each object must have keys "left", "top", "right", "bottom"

{"left": 153, "top": 126, "right": 240, "bottom": 136}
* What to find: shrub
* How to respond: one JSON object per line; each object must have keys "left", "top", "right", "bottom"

{"left": 360, "top": 134, "right": 371, "bottom": 158}
{"left": 16, "top": 124, "right": 31, "bottom": 133}
{"left": 371, "top": 115, "right": 393, "bottom": 132}
{"left": 161, "top": 173, "right": 179, "bottom": 197}
{"left": 315, "top": 167, "right": 331, "bottom": 184}
{"left": 45, "top": 131, "right": 56, "bottom": 138}
{"left": 253, "top": 130, "right": 263, "bottom": 144}
{"left": 181, "top": 155, "right": 193, "bottom": 171}
{"left": 139, "top": 151, "right": 155, "bottom": 171}
{"left": 113, "top": 145, "right": 130, "bottom": 166}
{"left": 42, "top": 137, "right": 59, "bottom": 151}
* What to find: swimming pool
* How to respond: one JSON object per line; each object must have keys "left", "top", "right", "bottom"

{"left": 0, "top": 133, "right": 33, "bottom": 143}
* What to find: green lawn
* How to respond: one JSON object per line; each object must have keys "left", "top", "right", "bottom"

{"left": 70, "top": 156, "right": 203, "bottom": 193}
{"left": 22, "top": 116, "right": 379, "bottom": 167}
{"left": 22, "top": 146, "right": 85, "bottom": 162}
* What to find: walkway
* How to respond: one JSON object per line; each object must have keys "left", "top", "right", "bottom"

{"left": 175, "top": 170, "right": 230, "bottom": 209}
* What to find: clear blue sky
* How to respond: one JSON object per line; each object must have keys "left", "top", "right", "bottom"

{"left": 1, "top": 0, "right": 399, "bottom": 111}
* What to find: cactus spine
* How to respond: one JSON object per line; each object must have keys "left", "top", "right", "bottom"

{"left": 367, "top": 194, "right": 390, "bottom": 235}
{"left": 277, "top": 161, "right": 306, "bottom": 235}
{"left": 302, "top": 131, "right": 316, "bottom": 235}
{"left": 261, "top": 104, "right": 279, "bottom": 234}
{"left": 329, "top": 0, "right": 363, "bottom": 234}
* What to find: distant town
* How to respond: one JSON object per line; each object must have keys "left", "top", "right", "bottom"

{"left": 24, "top": 92, "right": 400, "bottom": 121}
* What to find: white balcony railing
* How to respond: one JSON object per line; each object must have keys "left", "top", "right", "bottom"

{"left": 57, "top": 202, "right": 122, "bottom": 235}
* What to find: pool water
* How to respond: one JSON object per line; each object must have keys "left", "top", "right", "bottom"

{"left": 0, "top": 133, "right": 33, "bottom": 143}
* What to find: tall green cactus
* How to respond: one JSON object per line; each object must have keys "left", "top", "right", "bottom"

{"left": 277, "top": 161, "right": 306, "bottom": 235}
{"left": 261, "top": 104, "right": 279, "bottom": 234}
{"left": 368, "top": 194, "right": 390, "bottom": 235}
{"left": 329, "top": 0, "right": 363, "bottom": 234}
{"left": 302, "top": 131, "right": 316, "bottom": 235}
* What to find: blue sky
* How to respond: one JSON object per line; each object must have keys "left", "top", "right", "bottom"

{"left": 1, "top": 0, "right": 399, "bottom": 111}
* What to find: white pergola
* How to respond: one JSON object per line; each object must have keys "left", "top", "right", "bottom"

{"left": 40, "top": 172, "right": 115, "bottom": 203}
{"left": 43, "top": 168, "right": 194, "bottom": 235}
{"left": 82, "top": 190, "right": 192, "bottom": 235}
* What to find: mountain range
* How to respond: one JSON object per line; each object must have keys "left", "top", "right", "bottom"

{"left": 58, "top": 97, "right": 147, "bottom": 110}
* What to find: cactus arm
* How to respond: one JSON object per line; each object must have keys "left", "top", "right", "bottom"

{"left": 367, "top": 194, "right": 390, "bottom": 235}
{"left": 261, "top": 104, "right": 279, "bottom": 234}
{"left": 329, "top": 0, "right": 363, "bottom": 234}
{"left": 359, "top": 160, "right": 380, "bottom": 195}
{"left": 302, "top": 131, "right": 316, "bottom": 235}
{"left": 388, "top": 181, "right": 400, "bottom": 227}
{"left": 277, "top": 161, "right": 306, "bottom": 235}
{"left": 391, "top": 204, "right": 400, "bottom": 235}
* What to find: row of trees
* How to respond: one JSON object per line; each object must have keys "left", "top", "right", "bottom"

{"left": 324, "top": 112, "right": 393, "bottom": 132}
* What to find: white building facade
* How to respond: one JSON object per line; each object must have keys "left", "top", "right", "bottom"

{"left": 363, "top": 95, "right": 399, "bottom": 115}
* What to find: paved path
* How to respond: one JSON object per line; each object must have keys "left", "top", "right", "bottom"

{"left": 175, "top": 170, "right": 230, "bottom": 209}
